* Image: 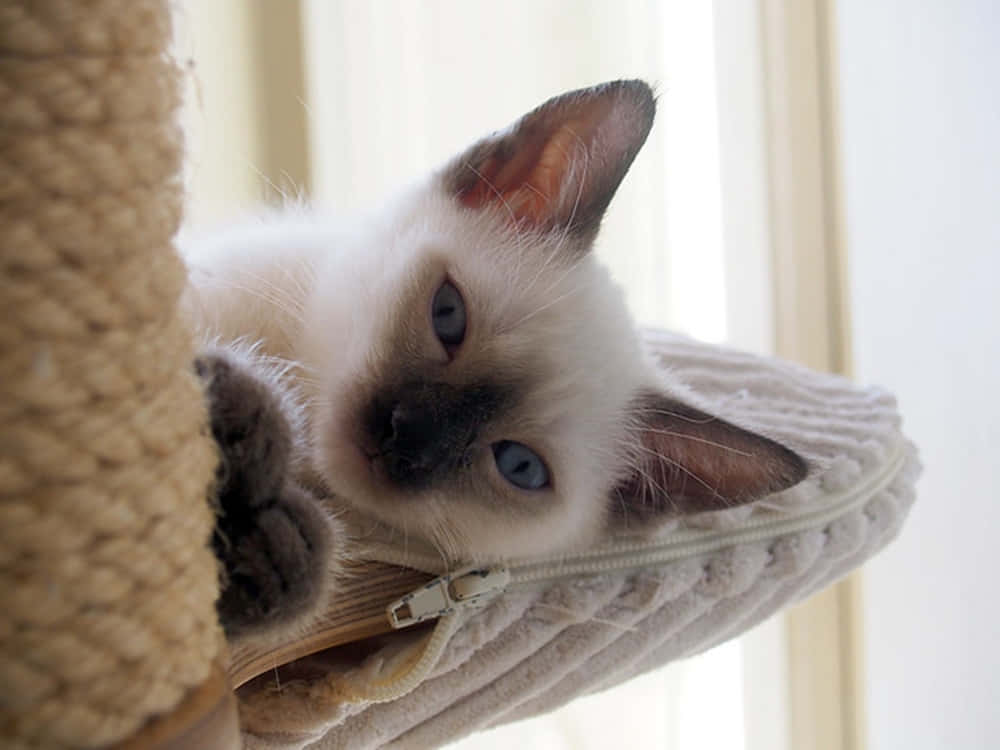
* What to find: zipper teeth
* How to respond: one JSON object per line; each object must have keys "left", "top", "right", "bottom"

{"left": 372, "top": 441, "right": 905, "bottom": 578}
{"left": 352, "top": 614, "right": 461, "bottom": 703}
{"left": 355, "top": 442, "right": 906, "bottom": 703}
{"left": 512, "top": 443, "right": 904, "bottom": 585}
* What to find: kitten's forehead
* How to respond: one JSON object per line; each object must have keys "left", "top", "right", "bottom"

{"left": 364, "top": 186, "right": 644, "bottom": 394}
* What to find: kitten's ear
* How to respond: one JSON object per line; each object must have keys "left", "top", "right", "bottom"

{"left": 442, "top": 80, "right": 656, "bottom": 241}
{"left": 612, "top": 392, "right": 808, "bottom": 523}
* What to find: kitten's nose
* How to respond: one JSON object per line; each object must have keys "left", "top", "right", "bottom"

{"left": 376, "top": 399, "right": 452, "bottom": 487}
{"left": 366, "top": 381, "right": 496, "bottom": 490}
{"left": 386, "top": 402, "right": 436, "bottom": 457}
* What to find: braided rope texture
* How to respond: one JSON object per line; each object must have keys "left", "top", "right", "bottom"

{"left": 0, "top": 2, "right": 222, "bottom": 747}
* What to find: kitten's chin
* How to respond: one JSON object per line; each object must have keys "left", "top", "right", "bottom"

{"left": 314, "top": 414, "right": 414, "bottom": 537}
{"left": 315, "top": 427, "right": 448, "bottom": 552}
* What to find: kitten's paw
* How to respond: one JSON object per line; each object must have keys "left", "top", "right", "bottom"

{"left": 195, "top": 349, "right": 293, "bottom": 509}
{"left": 215, "top": 483, "right": 336, "bottom": 639}
{"left": 195, "top": 347, "right": 338, "bottom": 639}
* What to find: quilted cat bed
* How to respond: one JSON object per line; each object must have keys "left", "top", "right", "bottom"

{"left": 233, "top": 329, "right": 920, "bottom": 749}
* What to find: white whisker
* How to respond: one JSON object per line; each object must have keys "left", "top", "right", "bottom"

{"left": 505, "top": 278, "right": 591, "bottom": 330}
{"left": 628, "top": 443, "right": 728, "bottom": 502}
{"left": 639, "top": 428, "right": 752, "bottom": 457}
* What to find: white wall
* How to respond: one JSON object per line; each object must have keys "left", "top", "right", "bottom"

{"left": 835, "top": 2, "right": 1000, "bottom": 748}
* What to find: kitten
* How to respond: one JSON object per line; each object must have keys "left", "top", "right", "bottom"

{"left": 183, "top": 80, "right": 806, "bottom": 639}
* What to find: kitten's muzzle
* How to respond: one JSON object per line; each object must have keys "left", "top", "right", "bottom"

{"left": 380, "top": 402, "right": 461, "bottom": 487}
{"left": 365, "top": 380, "right": 504, "bottom": 490}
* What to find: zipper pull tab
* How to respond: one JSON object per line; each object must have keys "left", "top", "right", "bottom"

{"left": 387, "top": 565, "right": 510, "bottom": 629}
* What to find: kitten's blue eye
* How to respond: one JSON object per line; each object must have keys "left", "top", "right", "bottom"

{"left": 432, "top": 281, "right": 466, "bottom": 349}
{"left": 492, "top": 441, "right": 550, "bottom": 490}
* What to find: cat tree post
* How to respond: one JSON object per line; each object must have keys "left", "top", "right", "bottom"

{"left": 0, "top": 2, "right": 237, "bottom": 747}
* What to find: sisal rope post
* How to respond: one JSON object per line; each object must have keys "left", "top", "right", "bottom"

{"left": 0, "top": 1, "right": 228, "bottom": 747}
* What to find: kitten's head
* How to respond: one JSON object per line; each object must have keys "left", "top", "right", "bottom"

{"left": 301, "top": 81, "right": 806, "bottom": 561}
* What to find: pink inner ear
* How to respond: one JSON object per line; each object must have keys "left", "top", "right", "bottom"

{"left": 618, "top": 397, "right": 808, "bottom": 518}
{"left": 641, "top": 426, "right": 775, "bottom": 507}
{"left": 458, "top": 114, "right": 607, "bottom": 228}
{"left": 447, "top": 81, "right": 655, "bottom": 238}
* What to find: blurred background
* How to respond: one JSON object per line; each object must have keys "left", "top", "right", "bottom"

{"left": 174, "top": 1, "right": 999, "bottom": 748}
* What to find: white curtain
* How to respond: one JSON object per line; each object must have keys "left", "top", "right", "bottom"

{"left": 302, "top": 0, "right": 730, "bottom": 342}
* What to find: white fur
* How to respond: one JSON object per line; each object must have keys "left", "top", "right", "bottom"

{"left": 178, "top": 81, "right": 692, "bottom": 563}
{"left": 180, "top": 174, "right": 669, "bottom": 562}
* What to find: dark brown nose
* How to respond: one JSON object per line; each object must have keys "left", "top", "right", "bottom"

{"left": 382, "top": 400, "right": 452, "bottom": 480}
{"left": 366, "top": 380, "right": 505, "bottom": 490}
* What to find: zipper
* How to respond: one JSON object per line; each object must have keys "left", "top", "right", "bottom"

{"left": 386, "top": 566, "right": 512, "bottom": 629}
{"left": 357, "top": 440, "right": 905, "bottom": 702}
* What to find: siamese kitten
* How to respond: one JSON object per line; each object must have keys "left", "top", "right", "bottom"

{"left": 184, "top": 80, "right": 806, "bottom": 640}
